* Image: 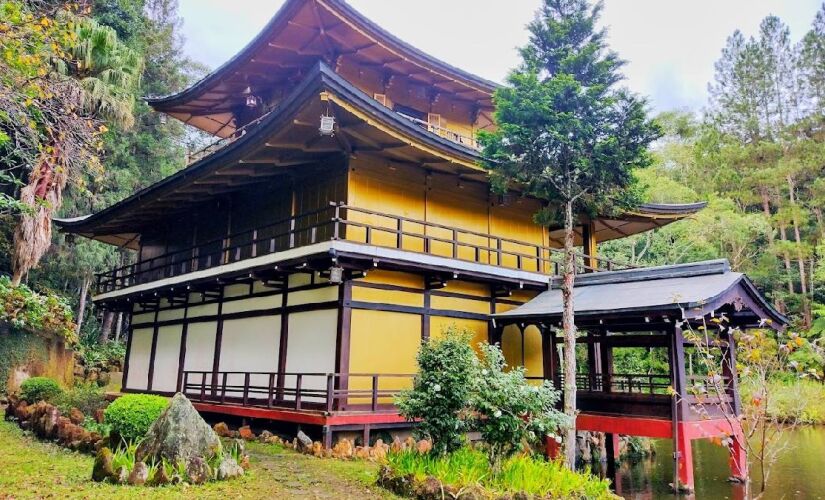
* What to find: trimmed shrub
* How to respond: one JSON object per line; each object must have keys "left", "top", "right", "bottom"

{"left": 20, "top": 376, "right": 62, "bottom": 403}
{"left": 54, "top": 383, "right": 107, "bottom": 417}
{"left": 104, "top": 394, "right": 168, "bottom": 442}
{"left": 396, "top": 326, "right": 479, "bottom": 455}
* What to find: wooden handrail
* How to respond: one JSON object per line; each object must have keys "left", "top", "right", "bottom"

{"left": 181, "top": 370, "right": 413, "bottom": 414}
{"left": 95, "top": 202, "right": 635, "bottom": 294}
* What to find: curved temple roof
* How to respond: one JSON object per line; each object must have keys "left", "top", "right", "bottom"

{"left": 494, "top": 259, "right": 787, "bottom": 328}
{"left": 147, "top": 0, "right": 498, "bottom": 136}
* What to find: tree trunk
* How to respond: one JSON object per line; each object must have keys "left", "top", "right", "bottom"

{"left": 787, "top": 175, "right": 811, "bottom": 327}
{"left": 778, "top": 224, "right": 795, "bottom": 294}
{"left": 76, "top": 275, "right": 92, "bottom": 333}
{"left": 114, "top": 312, "right": 123, "bottom": 342}
{"left": 562, "top": 199, "right": 578, "bottom": 469}
{"left": 99, "top": 311, "right": 114, "bottom": 343}
{"left": 760, "top": 191, "right": 786, "bottom": 313}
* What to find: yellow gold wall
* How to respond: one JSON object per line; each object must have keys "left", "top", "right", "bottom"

{"left": 346, "top": 159, "right": 551, "bottom": 271}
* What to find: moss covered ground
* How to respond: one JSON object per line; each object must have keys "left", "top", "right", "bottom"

{"left": 0, "top": 420, "right": 398, "bottom": 499}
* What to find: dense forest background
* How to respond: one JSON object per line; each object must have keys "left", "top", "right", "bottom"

{"left": 1, "top": 1, "right": 824, "bottom": 373}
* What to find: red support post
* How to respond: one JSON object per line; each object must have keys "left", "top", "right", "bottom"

{"left": 676, "top": 422, "right": 695, "bottom": 491}
{"left": 728, "top": 423, "right": 748, "bottom": 482}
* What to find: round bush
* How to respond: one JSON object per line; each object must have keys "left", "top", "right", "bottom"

{"left": 104, "top": 394, "right": 168, "bottom": 442}
{"left": 20, "top": 377, "right": 63, "bottom": 403}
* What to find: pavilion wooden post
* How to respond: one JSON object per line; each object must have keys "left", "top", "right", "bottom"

{"left": 581, "top": 219, "right": 598, "bottom": 272}
{"left": 670, "top": 324, "right": 693, "bottom": 491}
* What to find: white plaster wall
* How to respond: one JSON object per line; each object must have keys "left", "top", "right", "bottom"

{"left": 218, "top": 315, "right": 281, "bottom": 396}
{"left": 152, "top": 325, "right": 183, "bottom": 392}
{"left": 157, "top": 308, "right": 186, "bottom": 322}
{"left": 288, "top": 286, "right": 338, "bottom": 306}
{"left": 187, "top": 303, "right": 220, "bottom": 318}
{"left": 183, "top": 321, "right": 217, "bottom": 391}
{"left": 222, "top": 294, "right": 281, "bottom": 315}
{"left": 125, "top": 328, "right": 153, "bottom": 390}
{"left": 284, "top": 309, "right": 338, "bottom": 402}
{"left": 132, "top": 312, "right": 155, "bottom": 324}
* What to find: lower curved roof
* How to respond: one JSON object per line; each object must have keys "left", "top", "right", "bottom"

{"left": 494, "top": 259, "right": 787, "bottom": 329}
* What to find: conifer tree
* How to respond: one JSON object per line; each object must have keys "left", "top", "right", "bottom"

{"left": 480, "top": 0, "right": 660, "bottom": 467}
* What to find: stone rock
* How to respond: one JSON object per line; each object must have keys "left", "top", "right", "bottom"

{"left": 92, "top": 447, "right": 114, "bottom": 482}
{"left": 403, "top": 436, "right": 416, "bottom": 451}
{"left": 311, "top": 441, "right": 324, "bottom": 457}
{"left": 264, "top": 435, "right": 282, "bottom": 445}
{"left": 238, "top": 425, "right": 255, "bottom": 441}
{"left": 128, "top": 462, "right": 149, "bottom": 486}
{"left": 296, "top": 430, "right": 313, "bottom": 450}
{"left": 355, "top": 446, "right": 370, "bottom": 459}
{"left": 149, "top": 466, "right": 171, "bottom": 486}
{"left": 87, "top": 368, "right": 100, "bottom": 382}
{"left": 332, "top": 438, "right": 354, "bottom": 459}
{"left": 416, "top": 439, "right": 432, "bottom": 454}
{"left": 99, "top": 371, "right": 111, "bottom": 386}
{"left": 116, "top": 467, "right": 129, "bottom": 485}
{"left": 186, "top": 457, "right": 212, "bottom": 485}
{"left": 213, "top": 422, "right": 231, "bottom": 437}
{"left": 258, "top": 430, "right": 273, "bottom": 442}
{"left": 68, "top": 407, "right": 85, "bottom": 425}
{"left": 56, "top": 416, "right": 74, "bottom": 443}
{"left": 372, "top": 440, "right": 387, "bottom": 461}
{"left": 216, "top": 457, "right": 244, "bottom": 480}
{"left": 390, "top": 436, "right": 403, "bottom": 453}
{"left": 239, "top": 454, "right": 251, "bottom": 471}
{"left": 94, "top": 409, "right": 105, "bottom": 424}
{"left": 414, "top": 476, "right": 443, "bottom": 499}
{"left": 135, "top": 393, "right": 222, "bottom": 464}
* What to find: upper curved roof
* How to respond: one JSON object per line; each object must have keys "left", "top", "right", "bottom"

{"left": 148, "top": 0, "right": 498, "bottom": 135}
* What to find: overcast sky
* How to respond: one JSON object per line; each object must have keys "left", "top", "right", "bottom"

{"left": 178, "top": 0, "right": 823, "bottom": 113}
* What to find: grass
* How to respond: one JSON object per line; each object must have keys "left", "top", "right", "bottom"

{"left": 385, "top": 446, "right": 617, "bottom": 499}
{"left": 0, "top": 420, "right": 398, "bottom": 499}
{"left": 741, "top": 377, "right": 825, "bottom": 424}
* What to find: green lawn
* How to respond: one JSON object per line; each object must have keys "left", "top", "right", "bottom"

{"left": 0, "top": 420, "right": 398, "bottom": 499}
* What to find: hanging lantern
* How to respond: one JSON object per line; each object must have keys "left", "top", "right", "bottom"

{"left": 319, "top": 114, "right": 336, "bottom": 136}
{"left": 242, "top": 86, "right": 258, "bottom": 108}
{"left": 328, "top": 265, "right": 344, "bottom": 284}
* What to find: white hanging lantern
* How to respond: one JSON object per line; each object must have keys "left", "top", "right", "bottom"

{"left": 319, "top": 114, "right": 336, "bottom": 136}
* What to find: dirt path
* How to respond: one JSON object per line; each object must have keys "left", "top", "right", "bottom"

{"left": 246, "top": 442, "right": 400, "bottom": 500}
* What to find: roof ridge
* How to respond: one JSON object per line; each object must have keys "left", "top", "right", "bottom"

{"left": 549, "top": 259, "right": 731, "bottom": 289}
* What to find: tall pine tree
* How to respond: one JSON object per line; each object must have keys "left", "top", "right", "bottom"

{"left": 480, "top": 0, "right": 660, "bottom": 466}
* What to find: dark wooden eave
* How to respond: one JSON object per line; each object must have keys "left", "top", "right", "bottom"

{"left": 146, "top": 0, "right": 497, "bottom": 136}
{"left": 55, "top": 62, "right": 484, "bottom": 247}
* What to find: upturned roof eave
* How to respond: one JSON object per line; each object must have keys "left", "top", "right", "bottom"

{"left": 57, "top": 62, "right": 484, "bottom": 234}
{"left": 146, "top": 0, "right": 498, "bottom": 111}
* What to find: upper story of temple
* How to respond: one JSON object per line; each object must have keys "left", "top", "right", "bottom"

{"left": 55, "top": 0, "right": 705, "bottom": 305}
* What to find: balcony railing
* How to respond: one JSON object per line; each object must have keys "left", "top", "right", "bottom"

{"left": 182, "top": 370, "right": 413, "bottom": 413}
{"left": 396, "top": 112, "right": 481, "bottom": 151}
{"left": 95, "top": 203, "right": 632, "bottom": 294}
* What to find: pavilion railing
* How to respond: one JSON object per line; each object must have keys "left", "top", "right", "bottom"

{"left": 549, "top": 372, "right": 673, "bottom": 395}
{"left": 181, "top": 370, "right": 413, "bottom": 413}
{"left": 95, "top": 202, "right": 633, "bottom": 294}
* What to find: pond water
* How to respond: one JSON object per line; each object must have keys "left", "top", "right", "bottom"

{"left": 593, "top": 426, "right": 825, "bottom": 499}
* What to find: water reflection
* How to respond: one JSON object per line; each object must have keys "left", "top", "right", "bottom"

{"left": 585, "top": 426, "right": 825, "bottom": 499}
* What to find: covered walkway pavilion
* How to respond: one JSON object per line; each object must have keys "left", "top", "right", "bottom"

{"left": 492, "top": 259, "right": 787, "bottom": 491}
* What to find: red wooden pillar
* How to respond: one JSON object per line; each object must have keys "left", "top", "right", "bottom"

{"left": 728, "top": 424, "right": 748, "bottom": 481}
{"left": 676, "top": 422, "right": 695, "bottom": 490}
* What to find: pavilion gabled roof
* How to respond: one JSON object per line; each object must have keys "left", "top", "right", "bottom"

{"left": 494, "top": 259, "right": 787, "bottom": 329}
{"left": 147, "top": 0, "right": 497, "bottom": 136}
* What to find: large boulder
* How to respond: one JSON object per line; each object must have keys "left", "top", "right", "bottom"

{"left": 135, "top": 393, "right": 222, "bottom": 464}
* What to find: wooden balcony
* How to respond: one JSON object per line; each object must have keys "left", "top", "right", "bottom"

{"left": 94, "top": 203, "right": 630, "bottom": 295}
